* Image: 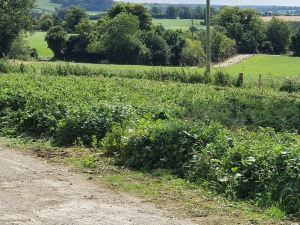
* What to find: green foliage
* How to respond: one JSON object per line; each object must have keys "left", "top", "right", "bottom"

{"left": 0, "top": 60, "right": 32, "bottom": 74}
{"left": 38, "top": 13, "right": 55, "bottom": 31}
{"left": 279, "top": 78, "right": 300, "bottom": 93}
{"left": 1, "top": 73, "right": 300, "bottom": 140}
{"left": 140, "top": 31, "right": 171, "bottom": 66}
{"left": 214, "top": 7, "right": 265, "bottom": 53}
{"left": 181, "top": 39, "right": 205, "bottom": 66}
{"left": 200, "top": 30, "right": 236, "bottom": 63}
{"left": 292, "top": 29, "right": 300, "bottom": 56}
{"left": 45, "top": 26, "right": 67, "bottom": 59}
{"left": 213, "top": 71, "right": 232, "bottom": 86}
{"left": 63, "top": 6, "right": 88, "bottom": 32}
{"left": 102, "top": 13, "right": 147, "bottom": 64}
{"left": 103, "top": 119, "right": 300, "bottom": 216}
{"left": 108, "top": 3, "right": 152, "bottom": 30}
{"left": 266, "top": 18, "right": 291, "bottom": 54}
{"left": 0, "top": 0, "right": 34, "bottom": 56}
{"left": 7, "top": 34, "right": 39, "bottom": 60}
{"left": 40, "top": 63, "right": 239, "bottom": 85}
{"left": 163, "top": 30, "right": 185, "bottom": 65}
{"left": 0, "top": 72, "right": 300, "bottom": 216}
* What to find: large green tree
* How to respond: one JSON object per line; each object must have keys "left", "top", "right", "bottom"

{"left": 141, "top": 32, "right": 170, "bottom": 66}
{"left": 64, "top": 6, "right": 88, "bottom": 32}
{"left": 108, "top": 3, "right": 152, "bottom": 31}
{"left": 45, "top": 26, "right": 68, "bottom": 59}
{"left": 102, "top": 13, "right": 148, "bottom": 64}
{"left": 266, "top": 17, "right": 291, "bottom": 54}
{"left": 163, "top": 30, "right": 185, "bottom": 66}
{"left": 0, "top": 0, "right": 34, "bottom": 57}
{"left": 214, "top": 7, "right": 265, "bottom": 53}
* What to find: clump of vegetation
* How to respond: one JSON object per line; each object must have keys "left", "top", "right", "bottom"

{"left": 0, "top": 60, "right": 32, "bottom": 74}
{"left": 103, "top": 119, "right": 300, "bottom": 217}
{"left": 279, "top": 78, "right": 300, "bottom": 93}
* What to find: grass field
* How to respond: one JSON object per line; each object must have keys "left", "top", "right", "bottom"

{"left": 25, "top": 32, "right": 54, "bottom": 58}
{"left": 225, "top": 55, "right": 300, "bottom": 85}
{"left": 36, "top": 0, "right": 60, "bottom": 11}
{"left": 153, "top": 19, "right": 204, "bottom": 31}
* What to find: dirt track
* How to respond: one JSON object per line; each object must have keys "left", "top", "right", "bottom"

{"left": 214, "top": 54, "right": 253, "bottom": 68}
{"left": 0, "top": 148, "right": 196, "bottom": 225}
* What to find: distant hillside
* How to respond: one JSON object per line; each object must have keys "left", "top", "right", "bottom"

{"left": 37, "top": 0, "right": 113, "bottom": 11}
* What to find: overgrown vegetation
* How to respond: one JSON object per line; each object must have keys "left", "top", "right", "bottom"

{"left": 0, "top": 73, "right": 299, "bottom": 217}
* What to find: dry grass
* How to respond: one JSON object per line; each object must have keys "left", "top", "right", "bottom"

{"left": 261, "top": 16, "right": 300, "bottom": 22}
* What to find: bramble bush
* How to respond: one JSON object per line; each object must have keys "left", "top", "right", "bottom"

{"left": 103, "top": 119, "right": 300, "bottom": 216}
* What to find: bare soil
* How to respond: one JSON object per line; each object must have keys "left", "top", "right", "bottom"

{"left": 0, "top": 148, "right": 196, "bottom": 225}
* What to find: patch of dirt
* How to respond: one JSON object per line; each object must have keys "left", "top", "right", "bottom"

{"left": 0, "top": 148, "right": 197, "bottom": 225}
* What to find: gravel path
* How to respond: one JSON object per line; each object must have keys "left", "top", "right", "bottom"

{"left": 214, "top": 54, "right": 253, "bottom": 68}
{"left": 0, "top": 148, "right": 196, "bottom": 225}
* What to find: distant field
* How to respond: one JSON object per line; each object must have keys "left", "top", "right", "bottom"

{"left": 261, "top": 16, "right": 300, "bottom": 22}
{"left": 36, "top": 0, "right": 60, "bottom": 11}
{"left": 153, "top": 19, "right": 204, "bottom": 31}
{"left": 25, "top": 32, "right": 54, "bottom": 58}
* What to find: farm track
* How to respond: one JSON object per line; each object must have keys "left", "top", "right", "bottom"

{"left": 0, "top": 148, "right": 196, "bottom": 225}
{"left": 214, "top": 54, "right": 253, "bottom": 68}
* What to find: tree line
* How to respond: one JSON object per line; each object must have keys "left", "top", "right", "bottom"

{"left": 150, "top": 5, "right": 217, "bottom": 20}
{"left": 2, "top": 1, "right": 300, "bottom": 66}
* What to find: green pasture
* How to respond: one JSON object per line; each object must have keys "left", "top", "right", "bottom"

{"left": 153, "top": 19, "right": 204, "bottom": 31}
{"left": 224, "top": 55, "right": 300, "bottom": 85}
{"left": 25, "top": 32, "right": 54, "bottom": 58}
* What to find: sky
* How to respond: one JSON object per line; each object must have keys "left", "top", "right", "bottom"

{"left": 120, "top": 0, "right": 300, "bottom": 6}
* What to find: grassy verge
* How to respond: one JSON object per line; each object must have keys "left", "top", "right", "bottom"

{"left": 0, "top": 137, "right": 292, "bottom": 225}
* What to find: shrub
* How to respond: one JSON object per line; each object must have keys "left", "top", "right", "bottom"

{"left": 279, "top": 78, "right": 300, "bottom": 93}
{"left": 103, "top": 119, "right": 300, "bottom": 216}
{"left": 213, "top": 70, "right": 232, "bottom": 86}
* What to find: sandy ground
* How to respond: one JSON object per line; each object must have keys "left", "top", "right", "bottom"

{"left": 214, "top": 54, "right": 253, "bottom": 68}
{"left": 0, "top": 148, "right": 196, "bottom": 225}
